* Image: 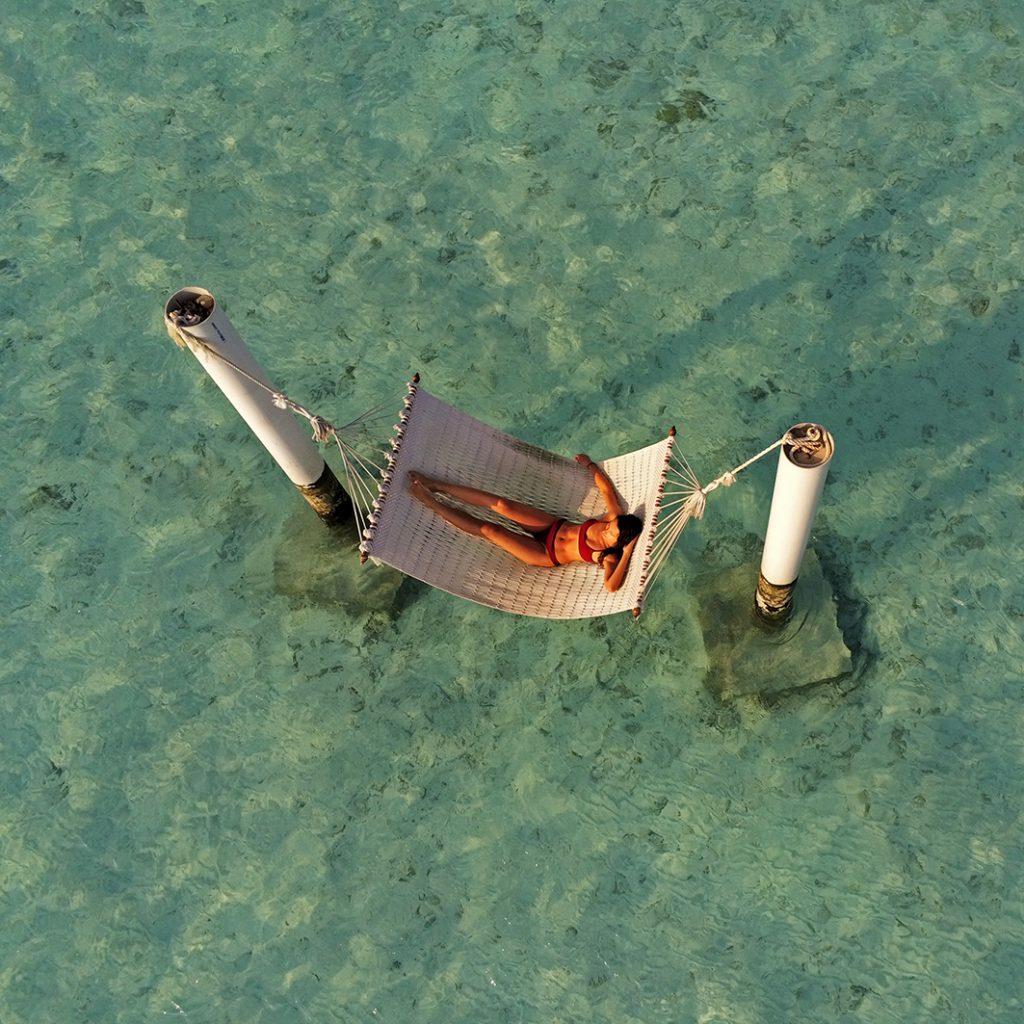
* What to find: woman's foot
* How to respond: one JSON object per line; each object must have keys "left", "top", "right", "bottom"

{"left": 409, "top": 470, "right": 444, "bottom": 491}
{"left": 408, "top": 474, "right": 435, "bottom": 507}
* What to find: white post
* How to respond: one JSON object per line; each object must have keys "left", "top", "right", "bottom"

{"left": 755, "top": 423, "right": 835, "bottom": 624}
{"left": 164, "top": 286, "right": 351, "bottom": 525}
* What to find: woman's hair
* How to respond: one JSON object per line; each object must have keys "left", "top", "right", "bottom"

{"left": 597, "top": 514, "right": 644, "bottom": 563}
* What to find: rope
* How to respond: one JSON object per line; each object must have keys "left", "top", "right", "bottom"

{"left": 172, "top": 324, "right": 341, "bottom": 440}
{"left": 633, "top": 427, "right": 825, "bottom": 607}
{"left": 171, "top": 316, "right": 823, "bottom": 617}
{"left": 172, "top": 324, "right": 396, "bottom": 546}
{"left": 683, "top": 426, "right": 822, "bottom": 512}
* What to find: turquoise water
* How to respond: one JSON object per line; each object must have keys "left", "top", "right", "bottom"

{"left": 2, "top": 1, "right": 1022, "bottom": 1020}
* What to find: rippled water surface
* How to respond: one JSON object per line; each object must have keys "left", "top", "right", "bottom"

{"left": 2, "top": 2, "right": 1022, "bottom": 1021}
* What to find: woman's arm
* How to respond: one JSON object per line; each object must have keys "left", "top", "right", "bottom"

{"left": 575, "top": 454, "right": 624, "bottom": 516}
{"left": 602, "top": 537, "right": 639, "bottom": 592}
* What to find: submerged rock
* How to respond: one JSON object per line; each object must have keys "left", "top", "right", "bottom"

{"left": 656, "top": 90, "right": 714, "bottom": 125}
{"left": 272, "top": 506, "right": 407, "bottom": 615}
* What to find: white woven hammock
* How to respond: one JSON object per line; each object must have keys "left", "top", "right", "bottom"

{"left": 349, "top": 378, "right": 706, "bottom": 619}
{"left": 316, "top": 379, "right": 800, "bottom": 619}
{"left": 169, "top": 327, "right": 788, "bottom": 619}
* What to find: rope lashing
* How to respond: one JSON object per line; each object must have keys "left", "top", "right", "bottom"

{"left": 685, "top": 427, "right": 823, "bottom": 512}
{"left": 309, "top": 416, "right": 334, "bottom": 444}
{"left": 171, "top": 323, "right": 402, "bottom": 548}
{"left": 672, "top": 426, "right": 826, "bottom": 528}
{"left": 170, "top": 318, "right": 357, "bottom": 450}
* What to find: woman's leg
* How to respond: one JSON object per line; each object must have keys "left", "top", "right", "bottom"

{"left": 409, "top": 476, "right": 553, "bottom": 567}
{"left": 410, "top": 472, "right": 556, "bottom": 530}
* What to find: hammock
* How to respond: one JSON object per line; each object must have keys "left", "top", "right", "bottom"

{"left": 168, "top": 323, "right": 792, "bottom": 620}
{"left": 356, "top": 380, "right": 691, "bottom": 619}
{"left": 327, "top": 377, "right": 790, "bottom": 619}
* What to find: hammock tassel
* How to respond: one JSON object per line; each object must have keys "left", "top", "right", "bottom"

{"left": 681, "top": 489, "right": 707, "bottom": 522}
{"left": 755, "top": 423, "right": 835, "bottom": 624}
{"left": 163, "top": 286, "right": 352, "bottom": 526}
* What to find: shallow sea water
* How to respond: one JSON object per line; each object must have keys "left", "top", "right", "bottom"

{"left": 2, "top": 1, "right": 1023, "bottom": 1021}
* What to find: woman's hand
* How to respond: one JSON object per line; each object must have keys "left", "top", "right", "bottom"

{"left": 574, "top": 453, "right": 592, "bottom": 467}
{"left": 603, "top": 537, "right": 639, "bottom": 592}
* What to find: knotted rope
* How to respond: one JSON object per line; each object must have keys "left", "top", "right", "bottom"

{"left": 680, "top": 427, "right": 825, "bottom": 521}
{"left": 170, "top": 322, "right": 398, "bottom": 547}
{"left": 637, "top": 426, "right": 827, "bottom": 600}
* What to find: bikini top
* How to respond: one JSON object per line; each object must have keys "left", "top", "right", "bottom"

{"left": 577, "top": 519, "right": 600, "bottom": 563}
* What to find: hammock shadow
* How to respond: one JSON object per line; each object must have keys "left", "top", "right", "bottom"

{"left": 272, "top": 504, "right": 415, "bottom": 616}
{"left": 695, "top": 550, "right": 853, "bottom": 701}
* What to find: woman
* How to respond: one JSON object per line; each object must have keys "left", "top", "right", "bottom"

{"left": 408, "top": 454, "right": 643, "bottom": 592}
